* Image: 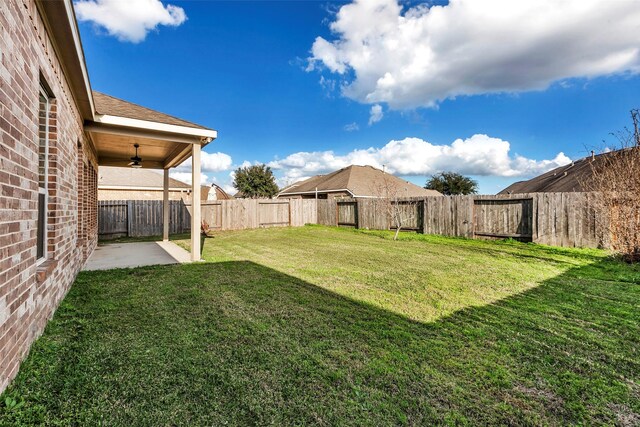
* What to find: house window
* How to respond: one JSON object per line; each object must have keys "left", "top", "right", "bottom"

{"left": 37, "top": 86, "right": 51, "bottom": 260}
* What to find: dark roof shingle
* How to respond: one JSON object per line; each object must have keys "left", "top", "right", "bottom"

{"left": 279, "top": 165, "right": 441, "bottom": 197}
{"left": 498, "top": 150, "right": 622, "bottom": 194}
{"left": 93, "top": 91, "right": 212, "bottom": 130}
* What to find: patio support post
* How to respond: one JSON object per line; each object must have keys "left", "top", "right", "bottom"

{"left": 163, "top": 168, "right": 170, "bottom": 241}
{"left": 190, "top": 143, "right": 201, "bottom": 261}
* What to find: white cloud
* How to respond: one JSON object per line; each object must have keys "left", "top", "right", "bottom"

{"left": 309, "top": 0, "right": 640, "bottom": 109}
{"left": 268, "top": 134, "right": 571, "bottom": 183}
{"left": 170, "top": 151, "right": 233, "bottom": 185}
{"left": 319, "top": 76, "right": 336, "bottom": 95}
{"left": 170, "top": 172, "right": 210, "bottom": 186}
{"left": 74, "top": 0, "right": 187, "bottom": 43}
{"left": 222, "top": 184, "right": 236, "bottom": 195}
{"left": 344, "top": 122, "right": 359, "bottom": 132}
{"left": 368, "top": 104, "right": 384, "bottom": 125}
{"left": 200, "top": 152, "right": 233, "bottom": 172}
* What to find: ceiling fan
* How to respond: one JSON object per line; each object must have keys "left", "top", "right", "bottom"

{"left": 128, "top": 143, "right": 142, "bottom": 168}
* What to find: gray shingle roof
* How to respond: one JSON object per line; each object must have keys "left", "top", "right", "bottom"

{"left": 498, "top": 150, "right": 622, "bottom": 194}
{"left": 279, "top": 165, "right": 442, "bottom": 198}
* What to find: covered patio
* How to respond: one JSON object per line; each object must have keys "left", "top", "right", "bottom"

{"left": 83, "top": 241, "right": 191, "bottom": 271}
{"left": 85, "top": 91, "right": 217, "bottom": 263}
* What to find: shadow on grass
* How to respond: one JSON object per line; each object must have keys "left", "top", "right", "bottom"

{"left": 1, "top": 260, "right": 638, "bottom": 426}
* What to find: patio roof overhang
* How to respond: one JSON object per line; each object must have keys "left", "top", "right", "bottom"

{"left": 85, "top": 114, "right": 217, "bottom": 169}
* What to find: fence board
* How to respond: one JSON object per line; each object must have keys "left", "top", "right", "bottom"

{"left": 473, "top": 198, "right": 533, "bottom": 241}
{"left": 317, "top": 199, "right": 337, "bottom": 226}
{"left": 99, "top": 200, "right": 190, "bottom": 239}
{"left": 258, "top": 201, "right": 290, "bottom": 227}
{"left": 98, "top": 201, "right": 128, "bottom": 236}
{"left": 337, "top": 200, "right": 357, "bottom": 227}
{"left": 358, "top": 198, "right": 389, "bottom": 230}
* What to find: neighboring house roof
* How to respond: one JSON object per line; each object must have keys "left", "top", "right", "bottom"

{"left": 498, "top": 150, "right": 617, "bottom": 194}
{"left": 98, "top": 166, "right": 190, "bottom": 190}
{"left": 93, "top": 91, "right": 211, "bottom": 131}
{"left": 278, "top": 165, "right": 442, "bottom": 198}
{"left": 201, "top": 184, "right": 234, "bottom": 201}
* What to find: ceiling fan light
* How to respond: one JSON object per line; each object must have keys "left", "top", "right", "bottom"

{"left": 130, "top": 143, "right": 143, "bottom": 168}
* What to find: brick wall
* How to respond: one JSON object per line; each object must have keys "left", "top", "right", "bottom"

{"left": 0, "top": 0, "right": 98, "bottom": 392}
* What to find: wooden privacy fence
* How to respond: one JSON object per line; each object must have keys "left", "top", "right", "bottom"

{"left": 317, "top": 192, "right": 606, "bottom": 249}
{"left": 194, "top": 199, "right": 317, "bottom": 231}
{"left": 99, "top": 199, "right": 318, "bottom": 238}
{"left": 98, "top": 200, "right": 190, "bottom": 238}
{"left": 100, "top": 193, "right": 606, "bottom": 249}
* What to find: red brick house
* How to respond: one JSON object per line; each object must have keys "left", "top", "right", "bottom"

{"left": 0, "top": 0, "right": 216, "bottom": 392}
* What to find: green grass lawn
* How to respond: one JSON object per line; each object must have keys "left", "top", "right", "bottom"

{"left": 1, "top": 226, "right": 639, "bottom": 426}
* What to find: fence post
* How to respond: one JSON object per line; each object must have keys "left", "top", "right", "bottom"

{"left": 126, "top": 200, "right": 133, "bottom": 237}
{"left": 531, "top": 193, "right": 538, "bottom": 244}
{"left": 421, "top": 198, "right": 426, "bottom": 234}
{"left": 353, "top": 199, "right": 360, "bottom": 230}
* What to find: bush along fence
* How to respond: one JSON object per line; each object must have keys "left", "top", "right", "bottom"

{"left": 98, "top": 193, "right": 607, "bottom": 249}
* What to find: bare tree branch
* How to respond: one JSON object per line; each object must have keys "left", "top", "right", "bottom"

{"left": 370, "top": 174, "right": 421, "bottom": 240}
{"left": 585, "top": 109, "right": 640, "bottom": 262}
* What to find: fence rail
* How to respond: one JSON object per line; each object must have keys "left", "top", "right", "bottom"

{"left": 99, "top": 193, "right": 607, "bottom": 249}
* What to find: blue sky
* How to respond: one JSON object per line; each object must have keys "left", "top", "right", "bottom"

{"left": 75, "top": 0, "right": 640, "bottom": 194}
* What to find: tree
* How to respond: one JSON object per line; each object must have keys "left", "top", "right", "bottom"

{"left": 585, "top": 109, "right": 640, "bottom": 262}
{"left": 233, "top": 164, "right": 279, "bottom": 199}
{"left": 371, "top": 174, "right": 421, "bottom": 241}
{"left": 425, "top": 172, "right": 478, "bottom": 195}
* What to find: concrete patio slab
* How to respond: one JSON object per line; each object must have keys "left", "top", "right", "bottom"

{"left": 83, "top": 241, "right": 191, "bottom": 271}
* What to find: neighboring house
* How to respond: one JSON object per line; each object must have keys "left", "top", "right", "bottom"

{"left": 499, "top": 151, "right": 611, "bottom": 194}
{"left": 277, "top": 165, "right": 442, "bottom": 199}
{"left": 99, "top": 166, "right": 191, "bottom": 200}
{"left": 1, "top": 0, "right": 216, "bottom": 393}
{"left": 98, "top": 167, "right": 233, "bottom": 201}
